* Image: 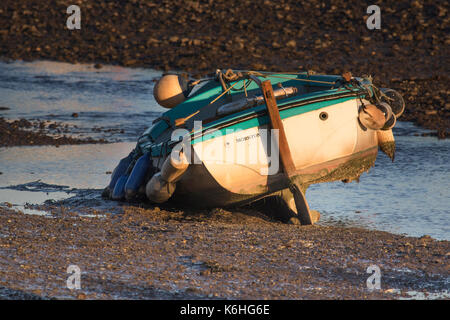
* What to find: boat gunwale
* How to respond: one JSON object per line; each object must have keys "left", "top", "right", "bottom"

{"left": 148, "top": 88, "right": 366, "bottom": 156}
{"left": 190, "top": 89, "right": 365, "bottom": 141}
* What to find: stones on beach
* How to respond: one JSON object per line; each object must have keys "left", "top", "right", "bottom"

{"left": 0, "top": 1, "right": 447, "bottom": 135}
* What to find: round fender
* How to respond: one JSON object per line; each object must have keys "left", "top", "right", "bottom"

{"left": 124, "top": 153, "right": 151, "bottom": 199}
{"left": 153, "top": 74, "right": 191, "bottom": 108}
{"left": 112, "top": 174, "right": 128, "bottom": 200}
{"left": 108, "top": 153, "right": 133, "bottom": 190}
{"left": 161, "top": 152, "right": 189, "bottom": 183}
{"left": 146, "top": 172, "right": 176, "bottom": 203}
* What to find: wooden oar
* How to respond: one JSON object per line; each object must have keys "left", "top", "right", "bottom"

{"left": 255, "top": 77, "right": 313, "bottom": 225}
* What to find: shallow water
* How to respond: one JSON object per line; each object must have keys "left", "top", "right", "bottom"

{"left": 309, "top": 131, "right": 450, "bottom": 240}
{"left": 0, "top": 60, "right": 449, "bottom": 240}
{"left": 0, "top": 60, "right": 165, "bottom": 140}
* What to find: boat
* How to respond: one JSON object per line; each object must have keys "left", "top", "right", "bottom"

{"left": 103, "top": 69, "right": 405, "bottom": 225}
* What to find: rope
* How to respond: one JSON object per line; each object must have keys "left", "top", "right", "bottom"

{"left": 209, "top": 80, "right": 241, "bottom": 104}
{"left": 236, "top": 69, "right": 336, "bottom": 85}
{"left": 247, "top": 71, "right": 336, "bottom": 85}
{"left": 231, "top": 78, "right": 252, "bottom": 91}
{"left": 173, "top": 79, "right": 241, "bottom": 127}
{"left": 235, "top": 69, "right": 311, "bottom": 75}
{"left": 174, "top": 69, "right": 342, "bottom": 127}
{"left": 191, "top": 69, "right": 336, "bottom": 89}
{"left": 190, "top": 77, "right": 214, "bottom": 86}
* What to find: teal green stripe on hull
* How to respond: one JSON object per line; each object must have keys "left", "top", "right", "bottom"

{"left": 190, "top": 96, "right": 356, "bottom": 145}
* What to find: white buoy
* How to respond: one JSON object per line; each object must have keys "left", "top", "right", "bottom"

{"left": 145, "top": 172, "right": 176, "bottom": 203}
{"left": 145, "top": 151, "right": 189, "bottom": 203}
{"left": 359, "top": 103, "right": 393, "bottom": 130}
{"left": 359, "top": 104, "right": 386, "bottom": 130}
{"left": 161, "top": 151, "right": 189, "bottom": 183}
{"left": 153, "top": 74, "right": 190, "bottom": 108}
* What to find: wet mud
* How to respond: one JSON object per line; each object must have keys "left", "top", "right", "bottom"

{"left": 0, "top": 0, "right": 448, "bottom": 137}
{"left": 0, "top": 117, "right": 106, "bottom": 147}
{"left": 0, "top": 195, "right": 448, "bottom": 300}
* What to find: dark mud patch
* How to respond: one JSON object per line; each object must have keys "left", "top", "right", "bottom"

{"left": 0, "top": 180, "right": 73, "bottom": 193}
{"left": 0, "top": 117, "right": 107, "bottom": 147}
{"left": 0, "top": 198, "right": 448, "bottom": 299}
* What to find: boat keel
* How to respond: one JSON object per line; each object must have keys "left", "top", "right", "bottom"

{"left": 266, "top": 187, "right": 320, "bottom": 225}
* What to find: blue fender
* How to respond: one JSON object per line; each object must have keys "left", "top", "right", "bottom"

{"left": 124, "top": 153, "right": 151, "bottom": 198}
{"left": 108, "top": 153, "right": 133, "bottom": 190}
{"left": 111, "top": 174, "right": 129, "bottom": 200}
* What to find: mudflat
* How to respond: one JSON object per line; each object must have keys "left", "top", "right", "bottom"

{"left": 0, "top": 117, "right": 106, "bottom": 147}
{"left": 0, "top": 203, "right": 448, "bottom": 299}
{"left": 0, "top": 1, "right": 448, "bottom": 300}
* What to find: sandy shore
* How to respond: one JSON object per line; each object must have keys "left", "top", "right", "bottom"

{"left": 0, "top": 0, "right": 448, "bottom": 137}
{"left": 0, "top": 201, "right": 448, "bottom": 300}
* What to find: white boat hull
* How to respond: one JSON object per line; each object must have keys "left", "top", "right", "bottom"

{"left": 171, "top": 98, "right": 379, "bottom": 207}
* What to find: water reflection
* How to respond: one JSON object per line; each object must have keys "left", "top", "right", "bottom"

{"left": 0, "top": 60, "right": 165, "bottom": 141}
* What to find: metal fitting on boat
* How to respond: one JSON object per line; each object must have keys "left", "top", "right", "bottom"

{"left": 380, "top": 88, "right": 405, "bottom": 117}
